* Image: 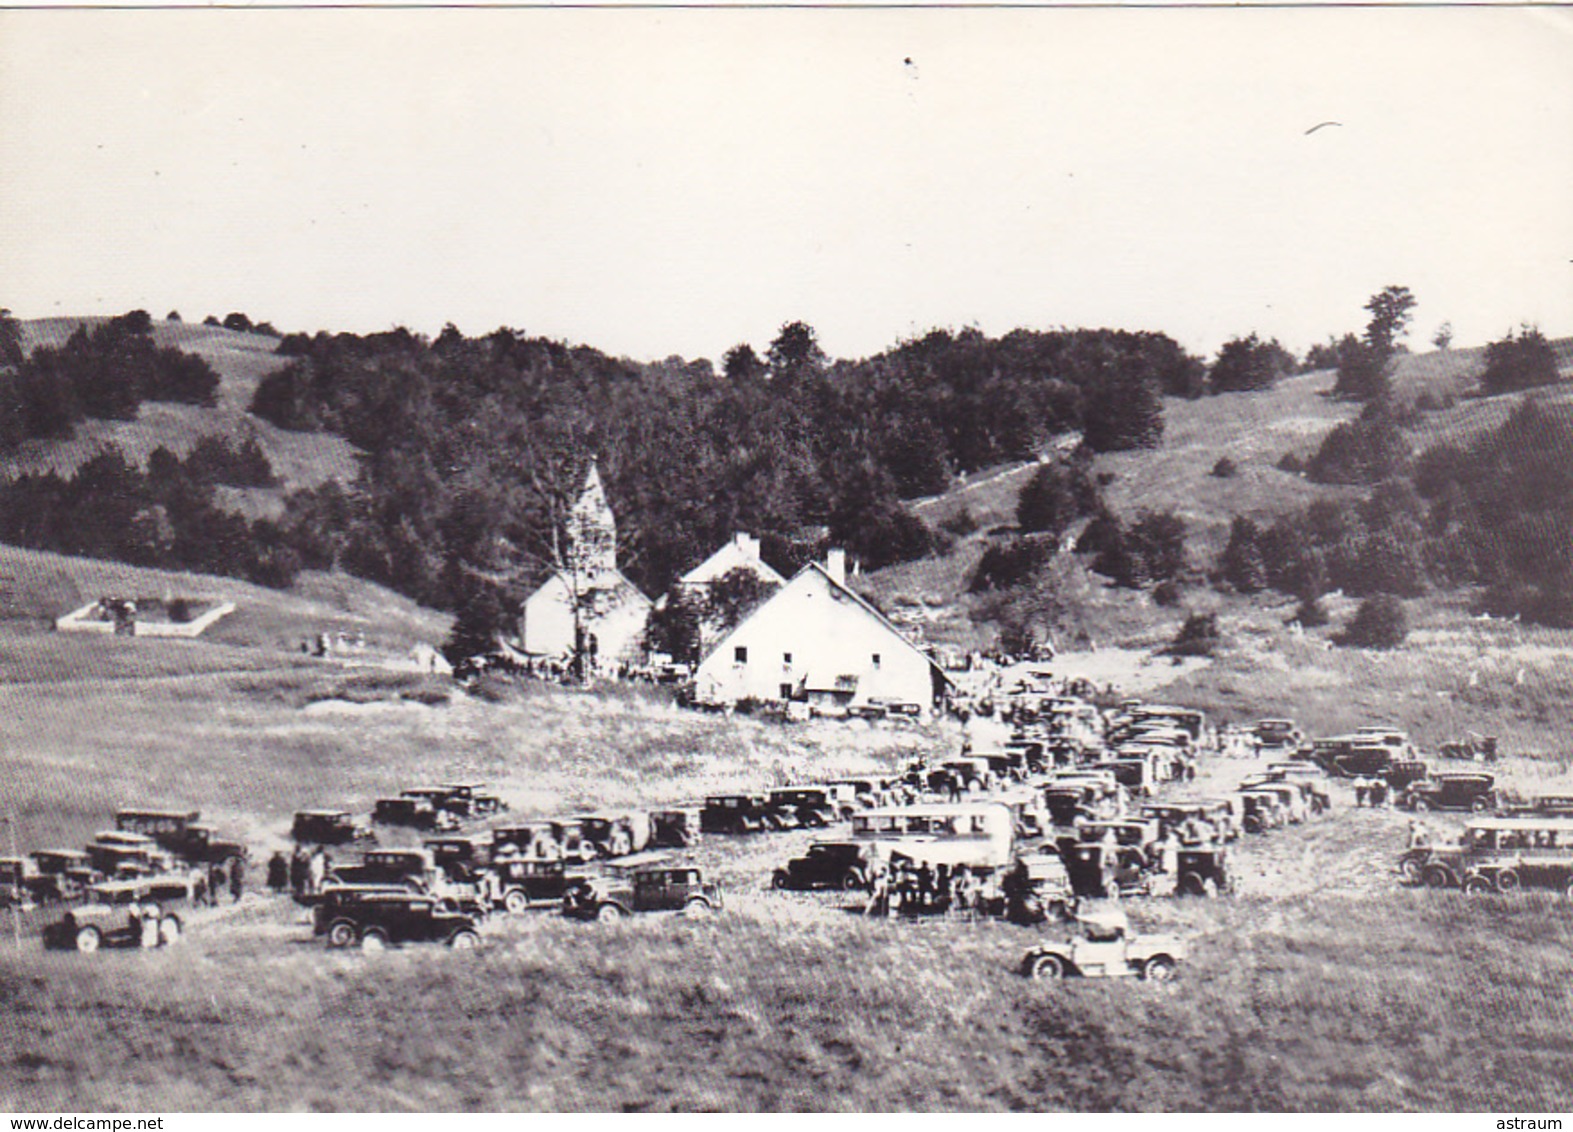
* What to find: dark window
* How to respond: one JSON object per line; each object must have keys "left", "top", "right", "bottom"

{"left": 735, "top": 646, "right": 748, "bottom": 664}
{"left": 783, "top": 652, "right": 792, "bottom": 665}
{"left": 872, "top": 653, "right": 882, "bottom": 669}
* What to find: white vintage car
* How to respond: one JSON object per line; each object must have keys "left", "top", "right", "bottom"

{"left": 1019, "top": 908, "right": 1187, "bottom": 981}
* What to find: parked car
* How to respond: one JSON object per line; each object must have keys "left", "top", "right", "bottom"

{"left": 436, "top": 782, "right": 508, "bottom": 818}
{"left": 1174, "top": 846, "right": 1232, "bottom": 897}
{"left": 373, "top": 796, "right": 459, "bottom": 833}
{"left": 562, "top": 866, "right": 723, "bottom": 922}
{"left": 292, "top": 810, "right": 378, "bottom": 846}
{"left": 321, "top": 849, "right": 441, "bottom": 896}
{"left": 700, "top": 795, "right": 770, "bottom": 835}
{"left": 28, "top": 849, "right": 96, "bottom": 902}
{"left": 313, "top": 890, "right": 481, "bottom": 950}
{"left": 0, "top": 857, "right": 32, "bottom": 907}
{"left": 1403, "top": 773, "right": 1498, "bottom": 814}
{"left": 1019, "top": 909, "right": 1186, "bottom": 981}
{"left": 424, "top": 836, "right": 493, "bottom": 881}
{"left": 1253, "top": 719, "right": 1302, "bottom": 750}
{"left": 43, "top": 879, "right": 186, "bottom": 952}
{"left": 114, "top": 809, "right": 247, "bottom": 868}
{"left": 1236, "top": 790, "right": 1285, "bottom": 834}
{"left": 766, "top": 788, "right": 838, "bottom": 829}
{"left": 772, "top": 841, "right": 870, "bottom": 891}
{"left": 490, "top": 822, "right": 559, "bottom": 859}
{"left": 548, "top": 819, "right": 598, "bottom": 865}
{"left": 648, "top": 809, "right": 699, "bottom": 849}
{"left": 1002, "top": 853, "right": 1076, "bottom": 925}
{"left": 489, "top": 856, "right": 577, "bottom": 913}
{"left": 1409, "top": 816, "right": 1573, "bottom": 895}
{"left": 86, "top": 831, "right": 176, "bottom": 878}
{"left": 577, "top": 813, "right": 650, "bottom": 858}
{"left": 1057, "top": 840, "right": 1153, "bottom": 900}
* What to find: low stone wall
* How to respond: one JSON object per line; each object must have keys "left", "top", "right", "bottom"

{"left": 55, "top": 600, "right": 236, "bottom": 638}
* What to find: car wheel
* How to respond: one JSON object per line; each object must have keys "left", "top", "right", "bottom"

{"left": 359, "top": 928, "right": 389, "bottom": 951}
{"left": 1026, "top": 952, "right": 1065, "bottom": 980}
{"left": 683, "top": 898, "right": 712, "bottom": 919}
{"left": 1471, "top": 796, "right": 1491, "bottom": 813}
{"left": 502, "top": 889, "right": 528, "bottom": 915}
{"left": 1399, "top": 858, "right": 1423, "bottom": 885}
{"left": 1411, "top": 798, "right": 1430, "bottom": 814}
{"left": 1464, "top": 875, "right": 1493, "bottom": 896}
{"left": 596, "top": 903, "right": 625, "bottom": 924}
{"left": 1496, "top": 869, "right": 1520, "bottom": 893}
{"left": 1142, "top": 956, "right": 1178, "bottom": 982}
{"left": 842, "top": 870, "right": 867, "bottom": 892}
{"left": 74, "top": 925, "right": 101, "bottom": 953}
{"left": 139, "top": 918, "right": 160, "bottom": 949}
{"left": 771, "top": 871, "right": 791, "bottom": 891}
{"left": 447, "top": 929, "right": 480, "bottom": 950}
{"left": 1424, "top": 865, "right": 1453, "bottom": 890}
{"left": 158, "top": 916, "right": 183, "bottom": 947}
{"left": 1243, "top": 816, "right": 1263, "bottom": 835}
{"left": 1178, "top": 872, "right": 1207, "bottom": 897}
{"left": 326, "top": 920, "right": 358, "bottom": 948}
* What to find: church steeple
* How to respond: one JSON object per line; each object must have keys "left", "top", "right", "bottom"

{"left": 565, "top": 459, "right": 618, "bottom": 582}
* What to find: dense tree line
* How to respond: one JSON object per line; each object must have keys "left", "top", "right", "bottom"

{"left": 1216, "top": 397, "right": 1573, "bottom": 627}
{"left": 249, "top": 320, "right": 1196, "bottom": 619}
{"left": 0, "top": 310, "right": 220, "bottom": 451}
{"left": 0, "top": 439, "right": 297, "bottom": 589}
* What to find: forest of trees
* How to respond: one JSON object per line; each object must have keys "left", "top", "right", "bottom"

{"left": 248, "top": 320, "right": 1197, "bottom": 626}
{"left": 0, "top": 310, "right": 220, "bottom": 451}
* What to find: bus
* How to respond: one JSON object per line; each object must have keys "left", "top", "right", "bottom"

{"left": 849, "top": 802, "right": 1015, "bottom": 868}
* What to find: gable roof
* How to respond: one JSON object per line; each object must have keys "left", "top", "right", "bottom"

{"left": 679, "top": 537, "right": 786, "bottom": 589}
{"left": 700, "top": 560, "right": 952, "bottom": 686}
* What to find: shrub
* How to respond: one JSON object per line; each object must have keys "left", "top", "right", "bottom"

{"left": 940, "top": 507, "right": 979, "bottom": 538}
{"left": 969, "top": 538, "right": 1051, "bottom": 592}
{"left": 1481, "top": 324, "right": 1558, "bottom": 395}
{"left": 1153, "top": 579, "right": 1183, "bottom": 607}
{"left": 1166, "top": 612, "right": 1222, "bottom": 657}
{"left": 1218, "top": 517, "right": 1267, "bottom": 593}
{"left": 1207, "top": 333, "right": 1294, "bottom": 394}
{"left": 1211, "top": 456, "right": 1238, "bottom": 479}
{"left": 1293, "top": 594, "right": 1329, "bottom": 628}
{"left": 1337, "top": 594, "right": 1408, "bottom": 648}
{"left": 1017, "top": 462, "right": 1100, "bottom": 537}
{"left": 165, "top": 310, "right": 182, "bottom": 322}
{"left": 202, "top": 315, "right": 221, "bottom": 327}
{"left": 1306, "top": 413, "right": 1408, "bottom": 485}
{"left": 1276, "top": 452, "right": 1305, "bottom": 475}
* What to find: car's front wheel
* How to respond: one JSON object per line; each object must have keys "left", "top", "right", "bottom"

{"left": 771, "top": 871, "right": 791, "bottom": 891}
{"left": 359, "top": 927, "right": 389, "bottom": 951}
{"left": 1399, "top": 858, "right": 1424, "bottom": 884}
{"left": 1142, "top": 956, "right": 1178, "bottom": 982}
{"left": 1424, "top": 865, "right": 1454, "bottom": 890}
{"left": 1496, "top": 869, "right": 1520, "bottom": 893}
{"left": 502, "top": 889, "right": 528, "bottom": 915}
{"left": 1411, "top": 798, "right": 1430, "bottom": 813}
{"left": 1026, "top": 952, "right": 1065, "bottom": 980}
{"left": 1464, "top": 875, "right": 1493, "bottom": 896}
{"left": 1471, "top": 796, "right": 1491, "bottom": 813}
{"left": 683, "top": 898, "right": 712, "bottom": 919}
{"left": 74, "top": 925, "right": 101, "bottom": 953}
{"left": 1178, "top": 872, "right": 1208, "bottom": 897}
{"left": 447, "top": 929, "right": 480, "bottom": 950}
{"left": 842, "top": 870, "right": 867, "bottom": 892}
{"left": 326, "top": 920, "right": 358, "bottom": 948}
{"left": 596, "top": 903, "right": 625, "bottom": 924}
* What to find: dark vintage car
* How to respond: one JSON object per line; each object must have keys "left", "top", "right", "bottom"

{"left": 27, "top": 849, "right": 97, "bottom": 902}
{"left": 1403, "top": 773, "right": 1498, "bottom": 814}
{"left": 43, "top": 879, "right": 188, "bottom": 952}
{"left": 1140, "top": 801, "right": 1238, "bottom": 844}
{"left": 1001, "top": 853, "right": 1076, "bottom": 925}
{"left": 700, "top": 794, "right": 770, "bottom": 835}
{"left": 373, "top": 796, "right": 460, "bottom": 833}
{"left": 292, "top": 810, "right": 378, "bottom": 846}
{"left": 0, "top": 857, "right": 32, "bottom": 907}
{"left": 86, "top": 831, "right": 177, "bottom": 878}
{"left": 1236, "top": 791, "right": 1285, "bottom": 834}
{"left": 648, "top": 809, "right": 698, "bottom": 848}
{"left": 313, "top": 890, "right": 481, "bottom": 950}
{"left": 115, "top": 809, "right": 248, "bottom": 870}
{"left": 436, "top": 783, "right": 508, "bottom": 818}
{"left": 489, "top": 856, "right": 577, "bottom": 913}
{"left": 766, "top": 788, "right": 838, "bottom": 829}
{"left": 577, "top": 813, "right": 649, "bottom": 858}
{"left": 490, "top": 822, "right": 559, "bottom": 859}
{"left": 548, "top": 820, "right": 598, "bottom": 865}
{"left": 563, "top": 866, "right": 723, "bottom": 922}
{"left": 424, "top": 836, "right": 493, "bottom": 880}
{"left": 1057, "top": 840, "right": 1154, "bottom": 900}
{"left": 771, "top": 841, "right": 870, "bottom": 891}
{"left": 322, "top": 849, "right": 441, "bottom": 896}
{"left": 1175, "top": 846, "right": 1232, "bottom": 896}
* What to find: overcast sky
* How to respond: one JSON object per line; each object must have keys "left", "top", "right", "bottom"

{"left": 3, "top": 7, "right": 1570, "bottom": 364}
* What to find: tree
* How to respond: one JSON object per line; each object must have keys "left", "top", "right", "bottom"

{"left": 766, "top": 321, "right": 826, "bottom": 383}
{"left": 1218, "top": 516, "right": 1267, "bottom": 593}
{"left": 1165, "top": 612, "right": 1222, "bottom": 657}
{"left": 166, "top": 310, "right": 182, "bottom": 322}
{"left": 646, "top": 587, "right": 704, "bottom": 664}
{"left": 722, "top": 343, "right": 765, "bottom": 383}
{"left": 1337, "top": 594, "right": 1408, "bottom": 648}
{"left": 1306, "top": 412, "right": 1408, "bottom": 485}
{"left": 1331, "top": 287, "right": 1416, "bottom": 402}
{"left": 704, "top": 567, "right": 779, "bottom": 635}
{"left": 0, "top": 309, "right": 22, "bottom": 371}
{"left": 1082, "top": 372, "right": 1163, "bottom": 452}
{"left": 442, "top": 581, "right": 513, "bottom": 665}
{"left": 222, "top": 312, "right": 253, "bottom": 333}
{"left": 1210, "top": 456, "right": 1238, "bottom": 479}
{"left": 1431, "top": 321, "right": 1453, "bottom": 350}
{"left": 1016, "top": 462, "right": 1098, "bottom": 537}
{"left": 1363, "top": 286, "right": 1416, "bottom": 356}
{"left": 1481, "top": 324, "right": 1558, "bottom": 395}
{"left": 1208, "top": 333, "right": 1293, "bottom": 394}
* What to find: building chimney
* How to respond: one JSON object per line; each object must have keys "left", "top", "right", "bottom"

{"left": 735, "top": 532, "right": 760, "bottom": 561}
{"left": 826, "top": 547, "right": 847, "bottom": 587}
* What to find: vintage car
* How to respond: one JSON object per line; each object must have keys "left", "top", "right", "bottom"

{"left": 43, "top": 879, "right": 187, "bottom": 951}
{"left": 1403, "top": 773, "right": 1498, "bottom": 814}
{"left": 27, "top": 849, "right": 97, "bottom": 902}
{"left": 1410, "top": 816, "right": 1573, "bottom": 894}
{"left": 1236, "top": 779, "right": 1308, "bottom": 824}
{"left": 490, "top": 822, "right": 559, "bottom": 859}
{"left": 1175, "top": 846, "right": 1232, "bottom": 896}
{"left": 648, "top": 809, "right": 699, "bottom": 849}
{"left": 577, "top": 813, "right": 651, "bottom": 858}
{"left": 0, "top": 857, "right": 32, "bottom": 907}
{"left": 771, "top": 841, "right": 870, "bottom": 891}
{"left": 321, "top": 849, "right": 441, "bottom": 896}
{"left": 766, "top": 788, "right": 839, "bottom": 829}
{"left": 313, "top": 890, "right": 481, "bottom": 950}
{"left": 1236, "top": 790, "right": 1285, "bottom": 834}
{"left": 292, "top": 810, "right": 378, "bottom": 846}
{"left": 1002, "top": 853, "right": 1076, "bottom": 925}
{"left": 700, "top": 794, "right": 771, "bottom": 835}
{"left": 373, "top": 796, "right": 460, "bottom": 833}
{"left": 1140, "top": 801, "right": 1237, "bottom": 844}
{"left": 548, "top": 819, "right": 598, "bottom": 865}
{"left": 1019, "top": 909, "right": 1187, "bottom": 981}
{"left": 1057, "top": 840, "right": 1154, "bottom": 900}
{"left": 435, "top": 782, "right": 508, "bottom": 818}
{"left": 562, "top": 866, "right": 723, "bottom": 922}
{"left": 114, "top": 809, "right": 247, "bottom": 869}
{"left": 489, "top": 856, "right": 577, "bottom": 913}
{"left": 86, "top": 831, "right": 176, "bottom": 878}
{"left": 1073, "top": 819, "right": 1162, "bottom": 868}
{"left": 424, "top": 836, "right": 494, "bottom": 881}
{"left": 1253, "top": 719, "right": 1302, "bottom": 750}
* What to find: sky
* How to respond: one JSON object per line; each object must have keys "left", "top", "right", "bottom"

{"left": 2, "top": 7, "right": 1571, "bottom": 364}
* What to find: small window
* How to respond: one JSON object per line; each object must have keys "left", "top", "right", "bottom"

{"left": 783, "top": 652, "right": 792, "bottom": 665}
{"left": 734, "top": 646, "right": 748, "bottom": 664}
{"left": 872, "top": 653, "right": 882, "bottom": 669}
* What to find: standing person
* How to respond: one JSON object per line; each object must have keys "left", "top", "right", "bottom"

{"left": 1354, "top": 778, "right": 1369, "bottom": 808}
{"left": 1370, "top": 777, "right": 1388, "bottom": 809}
{"left": 307, "top": 846, "right": 327, "bottom": 895}
{"left": 207, "top": 862, "right": 225, "bottom": 907}
{"left": 229, "top": 857, "right": 245, "bottom": 904}
{"left": 267, "top": 851, "right": 288, "bottom": 893}
{"left": 192, "top": 867, "right": 209, "bottom": 908}
{"left": 289, "top": 846, "right": 308, "bottom": 896}
{"left": 1161, "top": 830, "right": 1180, "bottom": 877}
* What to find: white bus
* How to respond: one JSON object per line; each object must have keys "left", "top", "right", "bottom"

{"left": 850, "top": 802, "right": 1015, "bottom": 867}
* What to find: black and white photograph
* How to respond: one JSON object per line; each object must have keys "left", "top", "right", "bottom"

{"left": 1, "top": 2, "right": 1571, "bottom": 1114}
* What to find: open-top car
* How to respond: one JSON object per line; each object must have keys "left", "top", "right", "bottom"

{"left": 313, "top": 890, "right": 482, "bottom": 950}
{"left": 562, "top": 865, "right": 722, "bottom": 922}
{"left": 1020, "top": 908, "right": 1187, "bottom": 981}
{"left": 43, "top": 879, "right": 187, "bottom": 952}
{"left": 292, "top": 810, "right": 378, "bottom": 846}
{"left": 772, "top": 841, "right": 870, "bottom": 891}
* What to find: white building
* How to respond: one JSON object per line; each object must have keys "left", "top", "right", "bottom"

{"left": 678, "top": 531, "right": 785, "bottom": 593}
{"left": 517, "top": 462, "right": 652, "bottom": 670}
{"left": 693, "top": 549, "right": 951, "bottom": 714}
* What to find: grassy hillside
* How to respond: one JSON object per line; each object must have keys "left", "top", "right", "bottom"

{"left": 6, "top": 318, "right": 358, "bottom": 509}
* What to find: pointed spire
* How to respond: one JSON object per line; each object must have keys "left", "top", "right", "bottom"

{"left": 566, "top": 458, "right": 618, "bottom": 581}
